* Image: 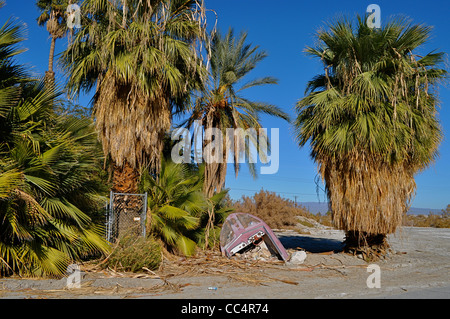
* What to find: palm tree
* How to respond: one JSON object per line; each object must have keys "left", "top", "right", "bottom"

{"left": 294, "top": 16, "right": 446, "bottom": 259}
{"left": 0, "top": 86, "right": 110, "bottom": 276}
{"left": 139, "top": 159, "right": 209, "bottom": 256}
{"left": 0, "top": 13, "right": 110, "bottom": 276}
{"left": 61, "top": 0, "right": 208, "bottom": 194}
{"left": 185, "top": 28, "right": 290, "bottom": 198}
{"left": 36, "top": 0, "right": 69, "bottom": 84}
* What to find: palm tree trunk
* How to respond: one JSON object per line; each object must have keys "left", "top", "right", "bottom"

{"left": 45, "top": 36, "right": 56, "bottom": 85}
{"left": 203, "top": 144, "right": 227, "bottom": 248}
{"left": 112, "top": 161, "right": 139, "bottom": 193}
{"left": 203, "top": 145, "right": 228, "bottom": 198}
{"left": 202, "top": 112, "right": 228, "bottom": 198}
{"left": 344, "top": 231, "right": 389, "bottom": 261}
{"left": 122, "top": 0, "right": 127, "bottom": 28}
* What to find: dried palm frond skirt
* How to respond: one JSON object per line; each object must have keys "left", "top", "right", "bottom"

{"left": 318, "top": 151, "right": 416, "bottom": 260}
{"left": 94, "top": 72, "right": 171, "bottom": 175}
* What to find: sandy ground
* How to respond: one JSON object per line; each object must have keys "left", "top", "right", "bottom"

{"left": 0, "top": 226, "right": 449, "bottom": 299}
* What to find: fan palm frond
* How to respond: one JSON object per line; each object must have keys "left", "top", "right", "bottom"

{"left": 294, "top": 15, "right": 447, "bottom": 257}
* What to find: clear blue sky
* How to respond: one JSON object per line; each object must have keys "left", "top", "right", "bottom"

{"left": 2, "top": 0, "right": 449, "bottom": 209}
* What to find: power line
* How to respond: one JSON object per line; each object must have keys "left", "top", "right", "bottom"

{"left": 229, "top": 187, "right": 319, "bottom": 197}
{"left": 226, "top": 172, "right": 316, "bottom": 183}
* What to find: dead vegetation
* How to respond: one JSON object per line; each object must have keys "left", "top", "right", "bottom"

{"left": 402, "top": 205, "right": 450, "bottom": 228}
{"left": 343, "top": 231, "right": 392, "bottom": 262}
{"left": 321, "top": 153, "right": 415, "bottom": 253}
{"left": 99, "top": 233, "right": 162, "bottom": 272}
{"left": 231, "top": 189, "right": 331, "bottom": 230}
{"left": 74, "top": 248, "right": 368, "bottom": 295}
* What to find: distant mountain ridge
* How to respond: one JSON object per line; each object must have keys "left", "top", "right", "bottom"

{"left": 299, "top": 202, "right": 443, "bottom": 215}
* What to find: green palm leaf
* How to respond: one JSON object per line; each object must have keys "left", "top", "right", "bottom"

{"left": 0, "top": 11, "right": 110, "bottom": 276}
{"left": 185, "top": 28, "right": 290, "bottom": 197}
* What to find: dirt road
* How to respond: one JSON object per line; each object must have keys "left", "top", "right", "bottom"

{"left": 0, "top": 227, "right": 449, "bottom": 299}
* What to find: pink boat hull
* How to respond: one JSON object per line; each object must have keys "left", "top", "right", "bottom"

{"left": 220, "top": 213, "right": 289, "bottom": 261}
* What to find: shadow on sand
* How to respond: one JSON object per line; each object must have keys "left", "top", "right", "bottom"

{"left": 278, "top": 234, "right": 344, "bottom": 253}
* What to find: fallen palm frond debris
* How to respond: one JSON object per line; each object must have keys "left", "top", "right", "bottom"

{"left": 79, "top": 249, "right": 368, "bottom": 291}
{"left": 0, "top": 248, "right": 374, "bottom": 298}
{"left": 77, "top": 249, "right": 304, "bottom": 288}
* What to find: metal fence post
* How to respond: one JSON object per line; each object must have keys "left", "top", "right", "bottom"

{"left": 108, "top": 191, "right": 114, "bottom": 242}
{"left": 142, "top": 192, "right": 148, "bottom": 237}
{"left": 105, "top": 200, "right": 109, "bottom": 241}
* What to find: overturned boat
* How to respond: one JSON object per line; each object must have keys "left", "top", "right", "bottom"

{"left": 220, "top": 213, "right": 289, "bottom": 261}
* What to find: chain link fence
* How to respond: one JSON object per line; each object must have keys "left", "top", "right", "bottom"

{"left": 106, "top": 192, "right": 147, "bottom": 242}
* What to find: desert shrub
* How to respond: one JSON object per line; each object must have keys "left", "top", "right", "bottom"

{"left": 232, "top": 190, "right": 314, "bottom": 229}
{"left": 105, "top": 234, "right": 162, "bottom": 272}
{"left": 403, "top": 211, "right": 450, "bottom": 228}
{"left": 315, "top": 212, "right": 333, "bottom": 227}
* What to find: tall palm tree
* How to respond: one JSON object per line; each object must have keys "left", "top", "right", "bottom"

{"left": 36, "top": 0, "right": 69, "bottom": 84}
{"left": 185, "top": 28, "right": 290, "bottom": 198}
{"left": 61, "top": 0, "right": 208, "bottom": 193}
{"left": 0, "top": 14, "right": 110, "bottom": 276}
{"left": 294, "top": 16, "right": 446, "bottom": 259}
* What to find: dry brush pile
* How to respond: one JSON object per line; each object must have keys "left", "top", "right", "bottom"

{"left": 231, "top": 190, "right": 330, "bottom": 230}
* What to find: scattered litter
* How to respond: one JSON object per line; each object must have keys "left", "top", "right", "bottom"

{"left": 208, "top": 286, "right": 218, "bottom": 291}
{"left": 289, "top": 251, "right": 307, "bottom": 264}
